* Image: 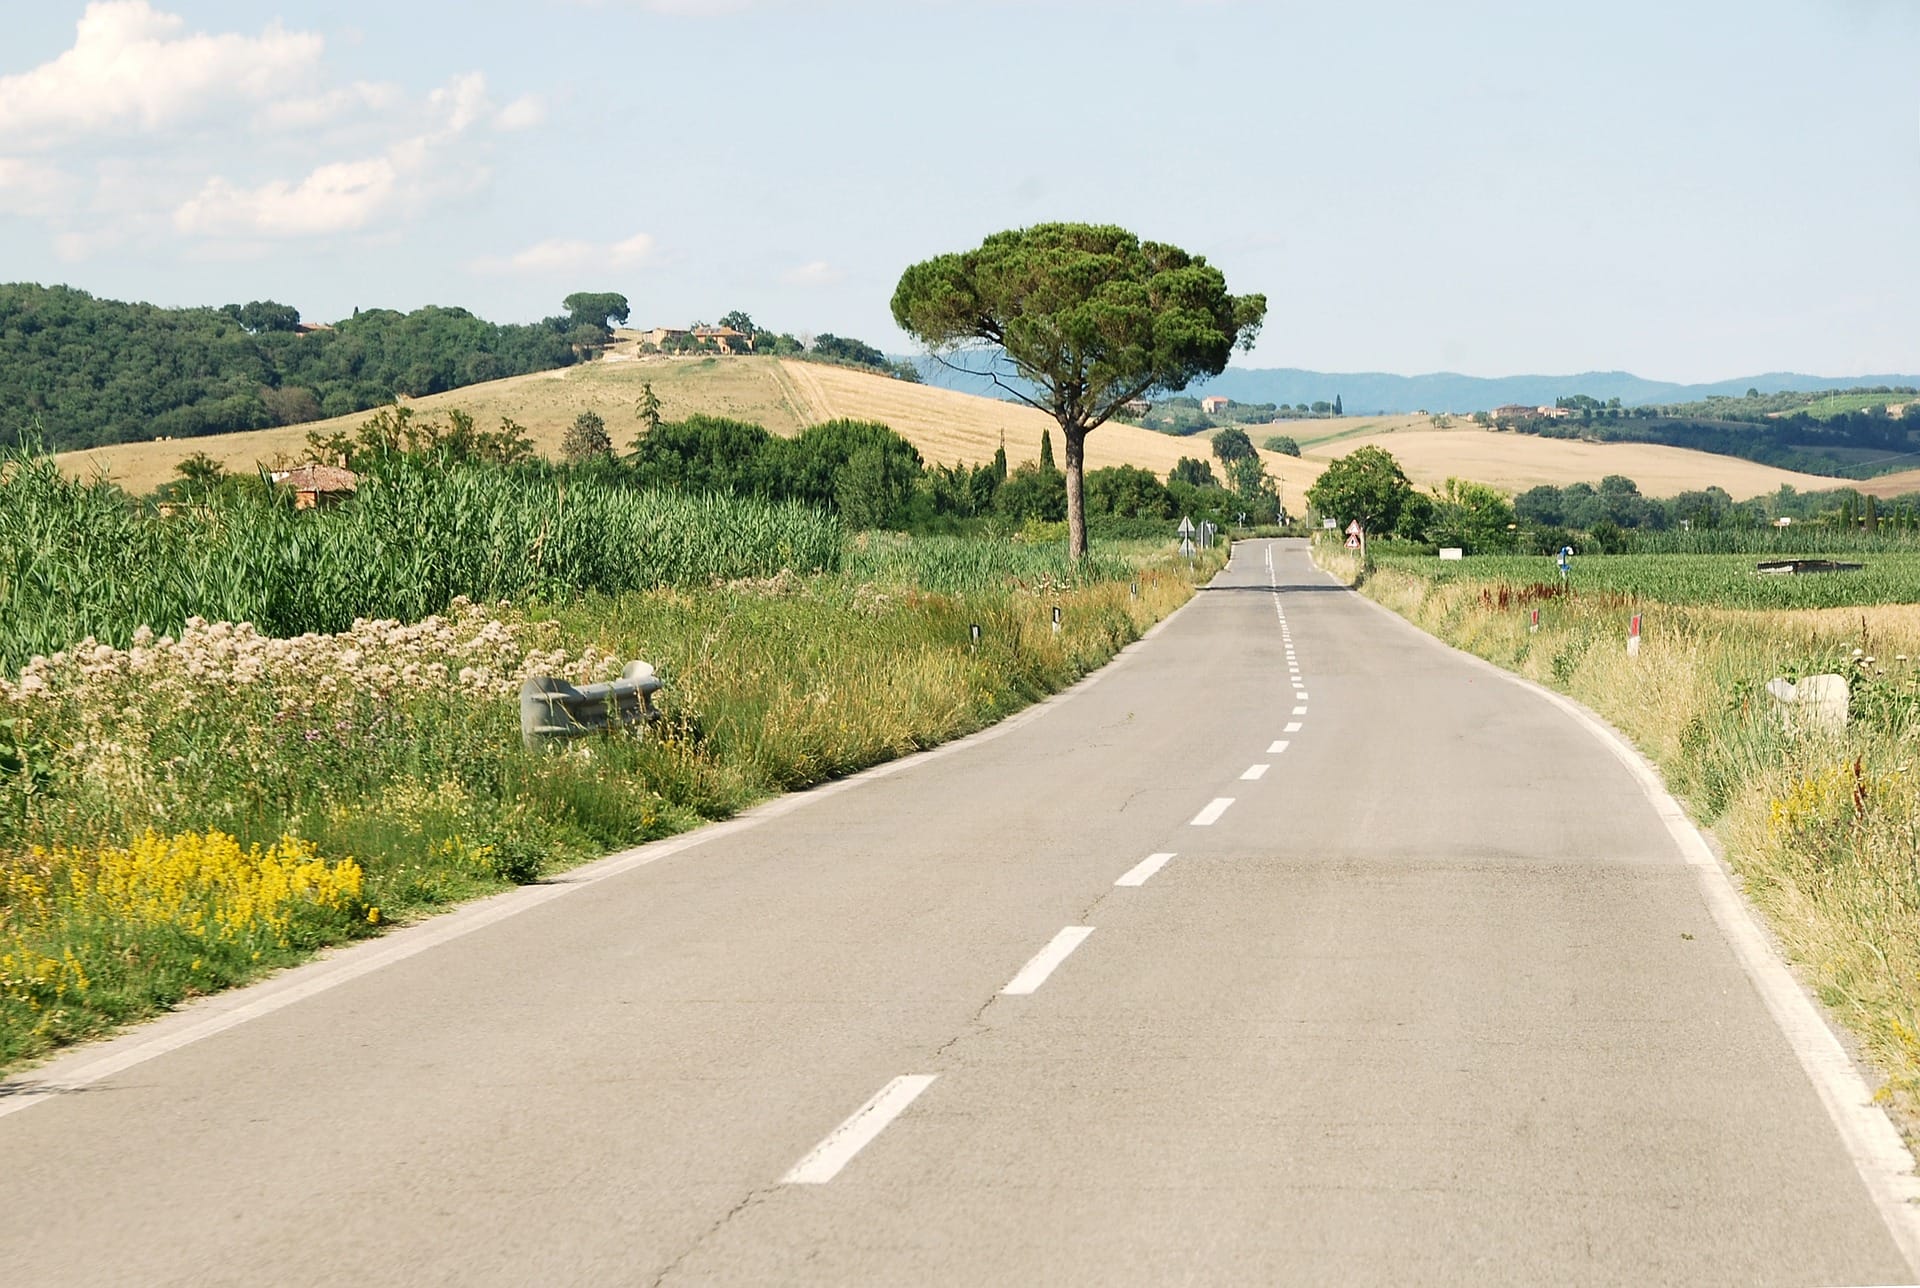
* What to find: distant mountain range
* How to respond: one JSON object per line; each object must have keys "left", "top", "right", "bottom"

{"left": 903, "top": 355, "right": 1920, "bottom": 415}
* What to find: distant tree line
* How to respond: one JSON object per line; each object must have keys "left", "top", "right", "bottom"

{"left": 1305, "top": 446, "right": 1920, "bottom": 555}
{"left": 613, "top": 413, "right": 1270, "bottom": 531}
{"left": 0, "top": 284, "right": 639, "bottom": 450}
{"left": 200, "top": 400, "right": 1270, "bottom": 535}
{"left": 1483, "top": 389, "right": 1920, "bottom": 480}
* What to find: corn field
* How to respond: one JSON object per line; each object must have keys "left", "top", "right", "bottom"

{"left": 0, "top": 451, "right": 842, "bottom": 670}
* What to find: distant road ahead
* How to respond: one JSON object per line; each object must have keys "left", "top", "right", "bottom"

{"left": 1, "top": 540, "right": 1911, "bottom": 1286}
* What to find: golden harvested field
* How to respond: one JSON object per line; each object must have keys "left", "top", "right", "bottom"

{"left": 52, "top": 352, "right": 1853, "bottom": 503}
{"left": 1312, "top": 426, "right": 1841, "bottom": 499}
{"left": 1856, "top": 468, "right": 1920, "bottom": 499}
{"left": 54, "top": 354, "right": 1309, "bottom": 498}
{"left": 55, "top": 356, "right": 811, "bottom": 494}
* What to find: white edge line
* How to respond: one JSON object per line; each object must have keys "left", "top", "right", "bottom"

{"left": 1329, "top": 557, "right": 1920, "bottom": 1275}
{"left": 1116, "top": 852, "right": 1176, "bottom": 887}
{"left": 0, "top": 574, "right": 1221, "bottom": 1117}
{"left": 1002, "top": 926, "right": 1095, "bottom": 995}
{"left": 1268, "top": 740, "right": 1291, "bottom": 754}
{"left": 1190, "top": 797, "right": 1235, "bottom": 826}
{"left": 781, "top": 1074, "right": 936, "bottom": 1184}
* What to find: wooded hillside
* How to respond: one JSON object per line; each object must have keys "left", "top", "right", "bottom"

{"left": 0, "top": 284, "right": 581, "bottom": 450}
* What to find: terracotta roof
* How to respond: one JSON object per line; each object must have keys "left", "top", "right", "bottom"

{"left": 271, "top": 463, "right": 359, "bottom": 493}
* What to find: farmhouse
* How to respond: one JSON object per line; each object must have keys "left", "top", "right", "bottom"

{"left": 270, "top": 463, "right": 359, "bottom": 510}
{"left": 641, "top": 325, "right": 755, "bottom": 353}
{"left": 692, "top": 325, "right": 754, "bottom": 353}
{"left": 1200, "top": 395, "right": 1231, "bottom": 414}
{"left": 1491, "top": 404, "right": 1537, "bottom": 420}
{"left": 1535, "top": 405, "right": 1573, "bottom": 419}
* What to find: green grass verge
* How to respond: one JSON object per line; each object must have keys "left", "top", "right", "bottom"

{"left": 0, "top": 537, "right": 1221, "bottom": 1070}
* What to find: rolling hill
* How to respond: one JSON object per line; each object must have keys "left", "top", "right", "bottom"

{"left": 55, "top": 353, "right": 1849, "bottom": 504}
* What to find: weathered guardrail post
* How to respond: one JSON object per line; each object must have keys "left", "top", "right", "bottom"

{"left": 519, "top": 661, "right": 664, "bottom": 749}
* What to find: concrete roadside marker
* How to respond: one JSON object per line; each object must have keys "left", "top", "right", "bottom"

{"left": 782, "top": 1075, "right": 937, "bottom": 1184}
{"left": 1003, "top": 927, "right": 1095, "bottom": 995}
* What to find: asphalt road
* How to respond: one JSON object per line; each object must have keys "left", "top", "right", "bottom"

{"left": 1, "top": 539, "right": 1912, "bottom": 1286}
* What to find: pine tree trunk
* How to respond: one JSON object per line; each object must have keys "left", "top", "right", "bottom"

{"left": 1064, "top": 423, "right": 1088, "bottom": 560}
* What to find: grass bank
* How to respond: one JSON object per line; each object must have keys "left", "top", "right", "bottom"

{"left": 1316, "top": 536, "right": 1920, "bottom": 1138}
{"left": 0, "top": 536, "right": 1222, "bottom": 1070}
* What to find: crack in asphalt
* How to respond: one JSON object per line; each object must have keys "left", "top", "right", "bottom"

{"left": 649, "top": 1185, "right": 776, "bottom": 1287}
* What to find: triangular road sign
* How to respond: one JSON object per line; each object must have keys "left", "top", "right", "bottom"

{"left": 1345, "top": 520, "right": 1364, "bottom": 536}
{"left": 1177, "top": 516, "right": 1195, "bottom": 536}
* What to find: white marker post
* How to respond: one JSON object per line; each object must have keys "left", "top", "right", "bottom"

{"left": 1627, "top": 612, "right": 1642, "bottom": 657}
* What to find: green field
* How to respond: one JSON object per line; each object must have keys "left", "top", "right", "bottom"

{"left": 1374, "top": 550, "right": 1920, "bottom": 609}
{"left": 1797, "top": 392, "right": 1911, "bottom": 419}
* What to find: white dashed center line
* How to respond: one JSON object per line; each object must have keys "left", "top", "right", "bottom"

{"left": 782, "top": 1075, "right": 937, "bottom": 1184}
{"left": 1293, "top": 705, "right": 1307, "bottom": 715}
{"left": 1190, "top": 797, "right": 1236, "bottom": 826}
{"left": 1268, "top": 739, "right": 1291, "bottom": 754}
{"left": 1002, "top": 927, "right": 1095, "bottom": 995}
{"left": 1241, "top": 764, "right": 1269, "bottom": 780}
{"left": 1116, "top": 852, "right": 1175, "bottom": 887}
{"left": 1284, "top": 721, "right": 1303, "bottom": 733}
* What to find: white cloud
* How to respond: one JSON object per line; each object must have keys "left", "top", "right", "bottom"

{"left": 429, "top": 72, "right": 491, "bottom": 134}
{"left": 174, "top": 156, "right": 400, "bottom": 237}
{"left": 0, "top": 1, "right": 323, "bottom": 142}
{"left": 0, "top": 158, "right": 79, "bottom": 217}
{"left": 172, "top": 72, "right": 499, "bottom": 240}
{"left": 496, "top": 94, "right": 547, "bottom": 131}
{"left": 469, "top": 231, "right": 657, "bottom": 275}
{"left": 782, "top": 259, "right": 844, "bottom": 286}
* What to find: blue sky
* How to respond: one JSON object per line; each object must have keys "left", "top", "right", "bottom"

{"left": 3, "top": 0, "right": 1918, "bottom": 382}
